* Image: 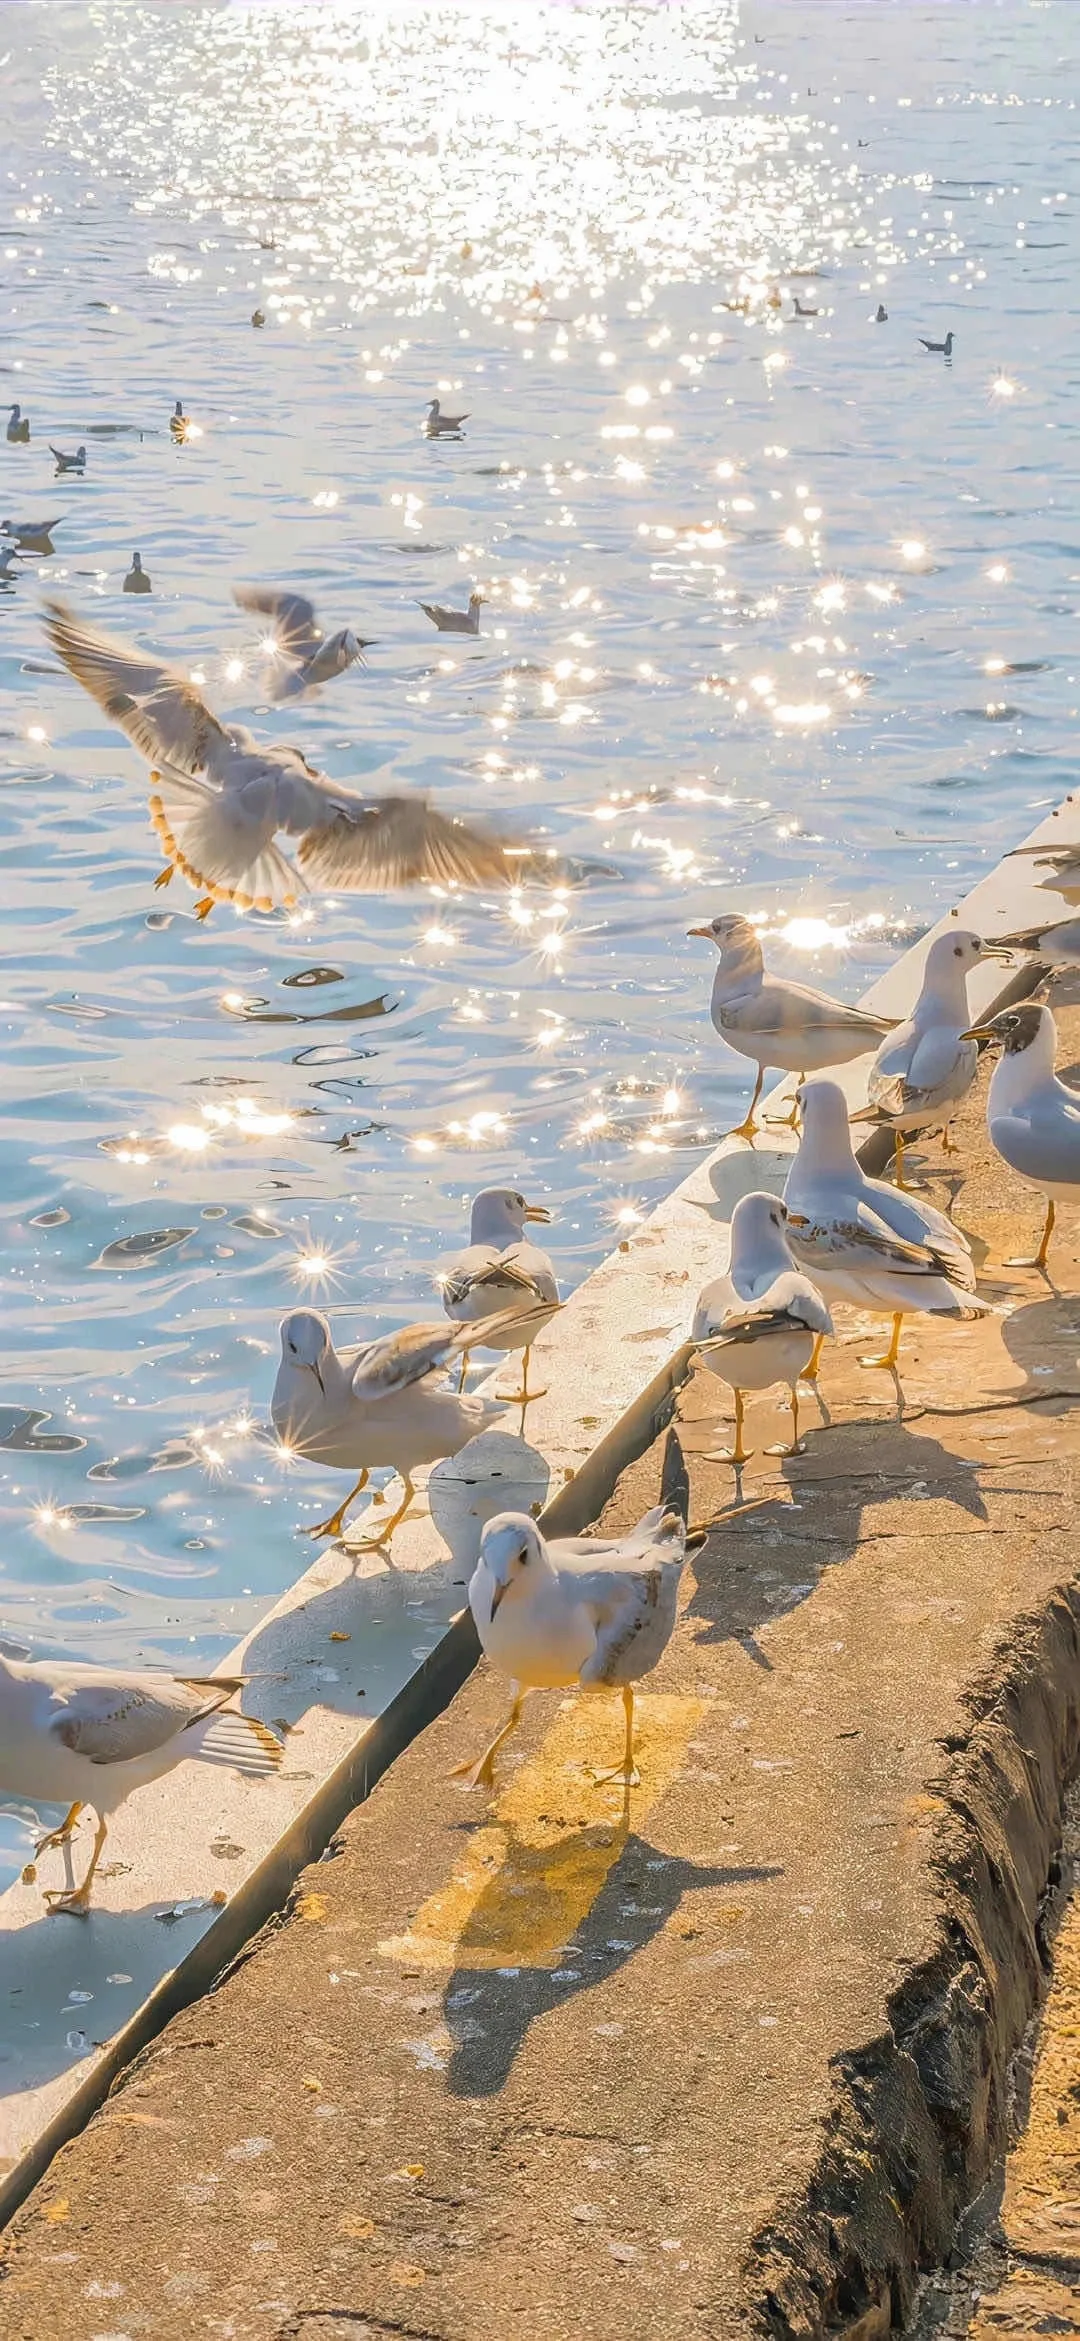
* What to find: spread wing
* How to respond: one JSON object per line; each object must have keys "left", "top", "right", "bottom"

{"left": 233, "top": 585, "right": 321, "bottom": 659}
{"left": 48, "top": 1671, "right": 244, "bottom": 1766}
{"left": 43, "top": 599, "right": 230, "bottom": 777}
{"left": 294, "top": 794, "right": 517, "bottom": 891}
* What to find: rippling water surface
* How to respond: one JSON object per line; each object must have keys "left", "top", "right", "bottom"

{"left": 0, "top": 0, "right": 1077, "bottom": 1873}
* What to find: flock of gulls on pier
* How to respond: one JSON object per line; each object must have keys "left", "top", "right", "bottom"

{"left": 5, "top": 378, "right": 1080, "bottom": 1916}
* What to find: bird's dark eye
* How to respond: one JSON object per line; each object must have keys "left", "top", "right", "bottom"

{"left": 954, "top": 944, "right": 963, "bottom": 957}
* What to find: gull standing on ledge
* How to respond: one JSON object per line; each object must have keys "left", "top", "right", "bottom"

{"left": 783, "top": 1077, "right": 984, "bottom": 1375}
{"left": 43, "top": 600, "right": 522, "bottom": 917}
{"left": 962, "top": 1002, "right": 1080, "bottom": 1271}
{"left": 692, "top": 1192, "right": 832, "bottom": 1464}
{"left": 233, "top": 585, "right": 375, "bottom": 701}
{"left": 419, "top": 590, "right": 484, "bottom": 635}
{"left": 0, "top": 1656, "right": 280, "bottom": 1916}
{"left": 424, "top": 398, "right": 470, "bottom": 436}
{"left": 688, "top": 913, "right": 894, "bottom": 1141}
{"left": 457, "top": 1428, "right": 690, "bottom": 1793}
{"left": 272, "top": 1303, "right": 547, "bottom": 1543}
{"left": 852, "top": 928, "right": 1012, "bottom": 1185}
{"left": 440, "top": 1187, "right": 560, "bottom": 1410}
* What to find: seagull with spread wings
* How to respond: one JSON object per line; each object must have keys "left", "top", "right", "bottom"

{"left": 43, "top": 598, "right": 523, "bottom": 919}
{"left": 232, "top": 583, "right": 374, "bottom": 700}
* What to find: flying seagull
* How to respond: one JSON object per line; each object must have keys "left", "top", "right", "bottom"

{"left": 233, "top": 585, "right": 375, "bottom": 700}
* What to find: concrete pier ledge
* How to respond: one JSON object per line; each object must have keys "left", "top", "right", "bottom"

{"left": 2, "top": 969, "right": 1080, "bottom": 2337}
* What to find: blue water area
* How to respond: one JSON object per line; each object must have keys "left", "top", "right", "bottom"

{"left": 0, "top": 0, "right": 1076, "bottom": 1896}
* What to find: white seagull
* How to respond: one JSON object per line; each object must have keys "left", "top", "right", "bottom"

{"left": 0, "top": 1656, "right": 281, "bottom": 1916}
{"left": 271, "top": 1302, "right": 545, "bottom": 1543}
{"left": 43, "top": 599, "right": 521, "bottom": 918}
{"left": 457, "top": 1428, "right": 690, "bottom": 1792}
{"left": 419, "top": 590, "right": 484, "bottom": 635}
{"left": 783, "top": 1077, "right": 984, "bottom": 1375}
{"left": 852, "top": 928, "right": 1012, "bottom": 1183}
{"left": 688, "top": 913, "right": 894, "bottom": 1140}
{"left": 232, "top": 585, "right": 375, "bottom": 701}
{"left": 439, "top": 1186, "right": 560, "bottom": 1410}
{"left": 962, "top": 1000, "right": 1080, "bottom": 1270}
{"left": 692, "top": 1191, "right": 833, "bottom": 1464}
{"left": 424, "top": 398, "right": 470, "bottom": 436}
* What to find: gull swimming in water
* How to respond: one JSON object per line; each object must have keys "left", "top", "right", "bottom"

{"left": 961, "top": 1001, "right": 1080, "bottom": 1271}
{"left": 851, "top": 928, "right": 1013, "bottom": 1184}
{"left": 687, "top": 913, "right": 894, "bottom": 1141}
{"left": 424, "top": 398, "right": 470, "bottom": 436}
{"left": 456, "top": 1428, "right": 690, "bottom": 1792}
{"left": 783, "top": 1077, "right": 984, "bottom": 1374}
{"left": 271, "top": 1303, "right": 542, "bottom": 1543}
{"left": 43, "top": 599, "right": 523, "bottom": 917}
{"left": 6, "top": 405, "right": 30, "bottom": 444}
{"left": 2, "top": 516, "right": 60, "bottom": 553}
{"left": 419, "top": 589, "right": 484, "bottom": 635}
{"left": 123, "top": 550, "right": 152, "bottom": 594}
{"left": 692, "top": 1191, "right": 832, "bottom": 1464}
{"left": 233, "top": 585, "right": 374, "bottom": 700}
{"left": 440, "top": 1186, "right": 560, "bottom": 1409}
{"left": 919, "top": 331, "right": 954, "bottom": 357}
{"left": 50, "top": 443, "right": 86, "bottom": 472}
{"left": 169, "top": 399, "right": 189, "bottom": 438}
{"left": 0, "top": 1655, "right": 281, "bottom": 1916}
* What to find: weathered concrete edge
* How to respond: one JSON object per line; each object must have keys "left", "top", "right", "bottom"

{"left": 745, "top": 1585, "right": 1080, "bottom": 2340}
{"left": 0, "top": 795, "right": 1072, "bottom": 2228}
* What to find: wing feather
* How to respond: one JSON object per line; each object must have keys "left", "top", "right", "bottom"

{"left": 296, "top": 795, "right": 518, "bottom": 891}
{"left": 233, "top": 585, "right": 321, "bottom": 657}
{"left": 44, "top": 599, "right": 230, "bottom": 776}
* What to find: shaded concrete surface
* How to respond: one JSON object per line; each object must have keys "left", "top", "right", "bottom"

{"left": 3, "top": 1010, "right": 1080, "bottom": 2336}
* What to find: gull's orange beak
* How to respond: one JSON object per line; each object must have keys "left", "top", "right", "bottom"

{"left": 524, "top": 1204, "right": 551, "bottom": 1224}
{"left": 686, "top": 924, "right": 713, "bottom": 940}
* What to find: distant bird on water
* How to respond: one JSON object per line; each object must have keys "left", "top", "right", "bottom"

{"left": 251, "top": 309, "right": 266, "bottom": 328}
{"left": 875, "top": 304, "right": 888, "bottom": 322}
{"left": 419, "top": 589, "right": 484, "bottom": 635}
{"left": 793, "top": 296, "right": 819, "bottom": 318}
{"left": 919, "top": 331, "right": 954, "bottom": 357}
{"left": 123, "top": 550, "right": 152, "bottom": 594}
{"left": 50, "top": 444, "right": 86, "bottom": 472}
{"left": 1, "top": 516, "right": 60, "bottom": 553}
{"left": 169, "top": 398, "right": 189, "bottom": 439}
{"left": 42, "top": 598, "right": 525, "bottom": 918}
{"left": 0, "top": 545, "right": 17, "bottom": 580}
{"left": 233, "top": 584, "right": 374, "bottom": 700}
{"left": 424, "top": 398, "right": 470, "bottom": 436}
{"left": 687, "top": 912, "right": 895, "bottom": 1142}
{"left": 6, "top": 404, "right": 30, "bottom": 444}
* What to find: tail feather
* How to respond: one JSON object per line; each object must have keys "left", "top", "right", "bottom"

{"left": 149, "top": 772, "right": 301, "bottom": 912}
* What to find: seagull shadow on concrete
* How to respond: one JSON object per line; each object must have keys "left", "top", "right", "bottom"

{"left": 237, "top": 1555, "right": 457, "bottom": 1730}
{"left": 441, "top": 1809, "right": 780, "bottom": 2097}
{"left": 0, "top": 1897, "right": 223, "bottom": 2094}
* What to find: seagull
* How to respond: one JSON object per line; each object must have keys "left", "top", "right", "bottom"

{"left": 793, "top": 296, "right": 819, "bottom": 318}
{"left": 419, "top": 590, "right": 484, "bottom": 635}
{"left": 424, "top": 398, "right": 470, "bottom": 436}
{"left": 233, "top": 585, "right": 374, "bottom": 701}
{"left": 455, "top": 1427, "right": 690, "bottom": 1792}
{"left": 919, "top": 331, "right": 954, "bottom": 357}
{"left": 875, "top": 304, "right": 888, "bottom": 321}
{"left": 687, "top": 913, "right": 895, "bottom": 1141}
{"left": 169, "top": 398, "right": 189, "bottom": 438}
{"left": 1007, "top": 839, "right": 1080, "bottom": 900}
{"left": 440, "top": 1187, "right": 560, "bottom": 1409}
{"left": 251, "top": 309, "right": 266, "bottom": 327}
{"left": 0, "top": 1655, "right": 281, "bottom": 1916}
{"left": 0, "top": 545, "right": 17, "bottom": 581}
{"left": 6, "top": 404, "right": 30, "bottom": 444}
{"left": 271, "top": 1303, "right": 543, "bottom": 1544}
{"left": 961, "top": 1001, "right": 1080, "bottom": 1271}
{"left": 1, "top": 516, "right": 60, "bottom": 553}
{"left": 50, "top": 443, "right": 86, "bottom": 472}
{"left": 783, "top": 1077, "right": 984, "bottom": 1375}
{"left": 996, "top": 915, "right": 1080, "bottom": 967}
{"left": 123, "top": 549, "right": 152, "bottom": 594}
{"left": 851, "top": 928, "right": 1013, "bottom": 1184}
{"left": 42, "top": 599, "right": 524, "bottom": 918}
{"left": 692, "top": 1191, "right": 833, "bottom": 1464}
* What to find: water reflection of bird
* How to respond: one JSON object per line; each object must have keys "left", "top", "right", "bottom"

{"left": 420, "top": 589, "right": 484, "bottom": 635}
{"left": 0, "top": 1654, "right": 280, "bottom": 1916}
{"left": 271, "top": 1305, "right": 532, "bottom": 1543}
{"left": 123, "top": 550, "right": 152, "bottom": 594}
{"left": 919, "top": 331, "right": 954, "bottom": 357}
{"left": 784, "top": 1078, "right": 984, "bottom": 1377}
{"left": 692, "top": 1193, "right": 831, "bottom": 1465}
{"left": 687, "top": 913, "right": 894, "bottom": 1141}
{"left": 6, "top": 404, "right": 30, "bottom": 444}
{"left": 962, "top": 1002, "right": 1080, "bottom": 1272}
{"left": 234, "top": 585, "right": 374, "bottom": 700}
{"left": 50, "top": 443, "right": 86, "bottom": 472}
{"left": 424, "top": 398, "right": 469, "bottom": 436}
{"left": 440, "top": 1187, "right": 560, "bottom": 1410}
{"left": 44, "top": 599, "right": 523, "bottom": 917}
{"left": 456, "top": 1428, "right": 690, "bottom": 1792}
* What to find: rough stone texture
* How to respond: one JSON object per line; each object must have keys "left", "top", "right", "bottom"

{"left": 2, "top": 1016, "right": 1080, "bottom": 2338}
